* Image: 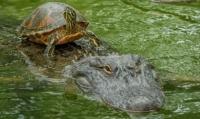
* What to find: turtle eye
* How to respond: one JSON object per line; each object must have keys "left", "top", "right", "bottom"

{"left": 103, "top": 65, "right": 112, "bottom": 75}
{"left": 71, "top": 10, "right": 76, "bottom": 17}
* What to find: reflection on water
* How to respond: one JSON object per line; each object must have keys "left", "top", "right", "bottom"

{"left": 0, "top": 0, "right": 200, "bottom": 118}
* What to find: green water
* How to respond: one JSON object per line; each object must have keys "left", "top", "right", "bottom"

{"left": 0, "top": 0, "right": 200, "bottom": 118}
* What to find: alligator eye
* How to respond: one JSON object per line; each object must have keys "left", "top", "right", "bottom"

{"left": 103, "top": 65, "right": 112, "bottom": 75}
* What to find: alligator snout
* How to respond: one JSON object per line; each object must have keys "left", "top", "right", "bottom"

{"left": 63, "top": 54, "right": 165, "bottom": 112}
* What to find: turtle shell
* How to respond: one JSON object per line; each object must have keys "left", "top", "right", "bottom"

{"left": 18, "top": 2, "right": 88, "bottom": 36}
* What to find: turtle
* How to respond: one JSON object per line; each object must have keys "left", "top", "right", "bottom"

{"left": 17, "top": 2, "right": 95, "bottom": 57}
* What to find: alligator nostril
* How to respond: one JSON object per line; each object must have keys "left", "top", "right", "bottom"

{"left": 136, "top": 58, "right": 141, "bottom": 66}
{"left": 126, "top": 62, "right": 141, "bottom": 76}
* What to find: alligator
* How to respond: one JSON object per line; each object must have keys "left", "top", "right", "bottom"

{"left": 17, "top": 33, "right": 165, "bottom": 112}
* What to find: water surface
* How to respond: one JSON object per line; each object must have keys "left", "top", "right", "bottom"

{"left": 0, "top": 0, "right": 200, "bottom": 118}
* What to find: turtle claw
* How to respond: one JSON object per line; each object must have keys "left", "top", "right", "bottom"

{"left": 43, "top": 45, "right": 56, "bottom": 68}
{"left": 44, "top": 44, "right": 55, "bottom": 58}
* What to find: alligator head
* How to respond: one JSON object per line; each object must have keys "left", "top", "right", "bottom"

{"left": 63, "top": 54, "right": 165, "bottom": 112}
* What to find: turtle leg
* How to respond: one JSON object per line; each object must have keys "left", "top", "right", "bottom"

{"left": 56, "top": 31, "right": 86, "bottom": 45}
{"left": 82, "top": 31, "right": 111, "bottom": 56}
{"left": 84, "top": 31, "right": 100, "bottom": 47}
{"left": 44, "top": 35, "right": 57, "bottom": 58}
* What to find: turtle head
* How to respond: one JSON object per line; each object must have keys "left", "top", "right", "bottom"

{"left": 64, "top": 7, "right": 76, "bottom": 34}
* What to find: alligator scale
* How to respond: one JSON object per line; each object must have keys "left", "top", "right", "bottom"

{"left": 17, "top": 2, "right": 165, "bottom": 112}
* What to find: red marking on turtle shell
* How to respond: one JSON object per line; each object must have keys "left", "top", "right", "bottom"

{"left": 38, "top": 16, "right": 55, "bottom": 28}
